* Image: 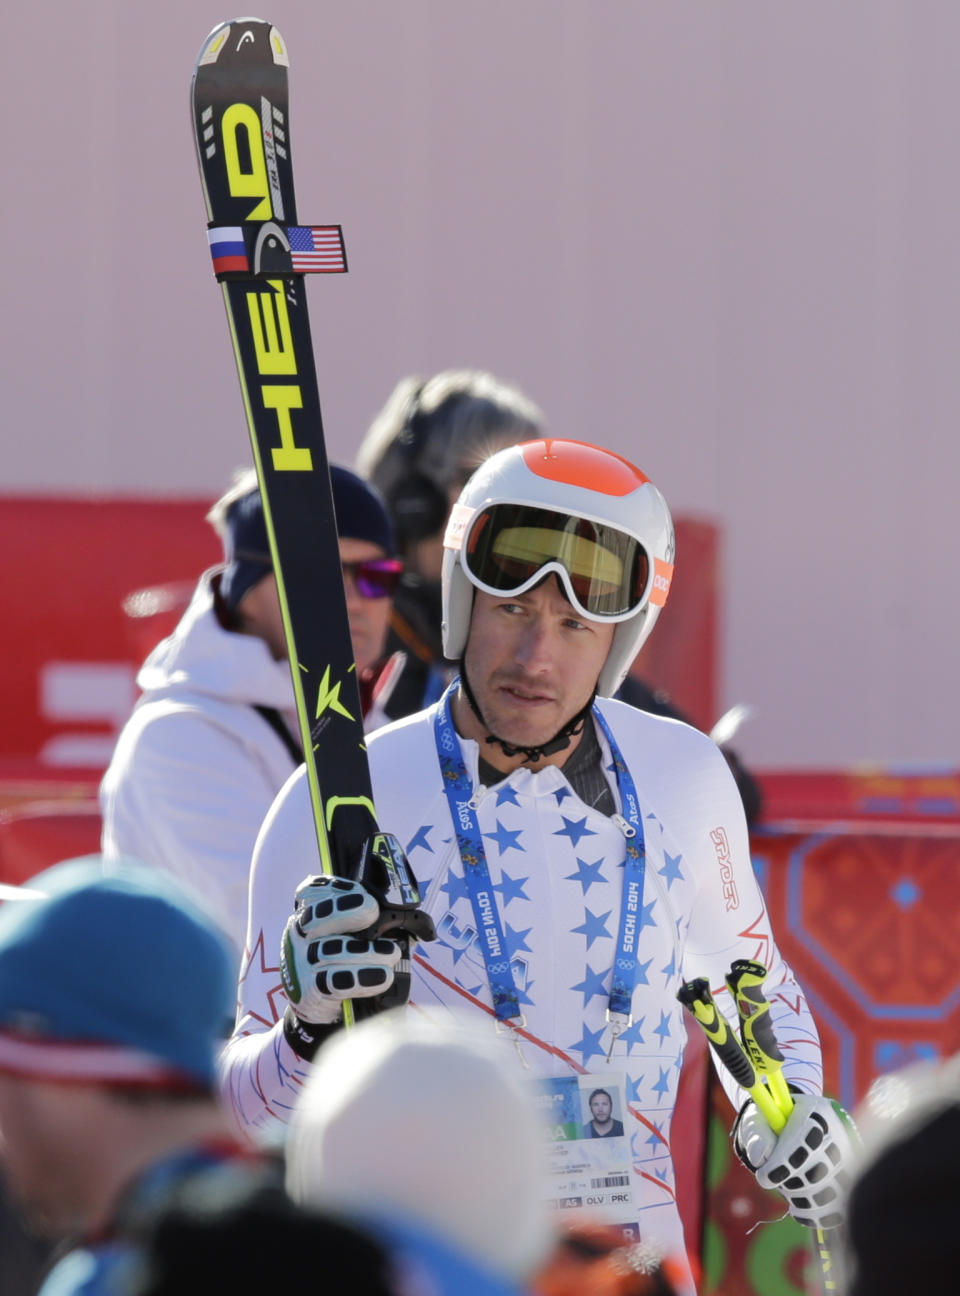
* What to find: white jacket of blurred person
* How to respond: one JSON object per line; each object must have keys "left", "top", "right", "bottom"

{"left": 99, "top": 571, "right": 301, "bottom": 960}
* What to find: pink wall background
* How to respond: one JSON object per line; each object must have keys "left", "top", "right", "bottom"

{"left": 3, "top": 3, "right": 955, "bottom": 768}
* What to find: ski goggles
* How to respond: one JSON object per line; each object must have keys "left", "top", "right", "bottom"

{"left": 461, "top": 503, "right": 655, "bottom": 621}
{"left": 341, "top": 558, "right": 403, "bottom": 600}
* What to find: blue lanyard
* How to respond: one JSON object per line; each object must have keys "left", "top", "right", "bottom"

{"left": 433, "top": 682, "right": 647, "bottom": 1037}
{"left": 591, "top": 705, "right": 646, "bottom": 1033}
{"left": 434, "top": 685, "right": 520, "bottom": 1022}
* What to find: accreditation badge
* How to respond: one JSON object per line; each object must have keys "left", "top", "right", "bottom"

{"left": 535, "top": 1072, "right": 640, "bottom": 1238}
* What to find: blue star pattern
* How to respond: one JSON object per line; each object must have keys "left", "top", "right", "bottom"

{"left": 658, "top": 852, "right": 684, "bottom": 889}
{"left": 482, "top": 820, "right": 525, "bottom": 855}
{"left": 652, "top": 1066, "right": 671, "bottom": 1103}
{"left": 493, "top": 869, "right": 530, "bottom": 907}
{"left": 504, "top": 924, "right": 533, "bottom": 958}
{"left": 567, "top": 1023, "right": 608, "bottom": 1065}
{"left": 406, "top": 824, "right": 434, "bottom": 855}
{"left": 645, "top": 1118, "right": 666, "bottom": 1150}
{"left": 563, "top": 856, "right": 608, "bottom": 895}
{"left": 571, "top": 907, "right": 612, "bottom": 951}
{"left": 554, "top": 815, "right": 596, "bottom": 847}
{"left": 514, "top": 979, "right": 537, "bottom": 1008}
{"left": 654, "top": 1010, "right": 672, "bottom": 1045}
{"left": 409, "top": 706, "right": 704, "bottom": 1244}
{"left": 570, "top": 963, "right": 609, "bottom": 1009}
{"left": 618, "top": 1017, "right": 646, "bottom": 1052}
{"left": 439, "top": 870, "right": 472, "bottom": 906}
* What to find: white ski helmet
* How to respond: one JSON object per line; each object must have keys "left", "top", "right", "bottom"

{"left": 442, "top": 439, "right": 675, "bottom": 697}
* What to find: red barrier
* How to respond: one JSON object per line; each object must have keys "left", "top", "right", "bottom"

{"left": 0, "top": 496, "right": 220, "bottom": 772}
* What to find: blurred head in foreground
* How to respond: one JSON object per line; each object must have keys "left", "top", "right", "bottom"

{"left": 0, "top": 856, "right": 233, "bottom": 1237}
{"left": 285, "top": 1009, "right": 553, "bottom": 1286}
{"left": 129, "top": 1181, "right": 396, "bottom": 1296}
{"left": 845, "top": 1054, "right": 960, "bottom": 1295}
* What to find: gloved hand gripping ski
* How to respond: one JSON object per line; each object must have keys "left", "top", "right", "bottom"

{"left": 281, "top": 837, "right": 436, "bottom": 1060}
{"left": 281, "top": 876, "right": 402, "bottom": 1025}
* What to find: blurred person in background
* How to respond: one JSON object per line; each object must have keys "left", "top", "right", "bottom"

{"left": 100, "top": 465, "right": 403, "bottom": 957}
{"left": 356, "top": 369, "right": 544, "bottom": 719}
{"left": 0, "top": 858, "right": 259, "bottom": 1296}
{"left": 357, "top": 370, "right": 761, "bottom": 823}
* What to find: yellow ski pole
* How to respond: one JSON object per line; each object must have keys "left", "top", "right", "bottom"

{"left": 724, "top": 960, "right": 841, "bottom": 1295}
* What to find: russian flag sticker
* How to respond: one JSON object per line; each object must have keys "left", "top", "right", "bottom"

{"left": 208, "top": 226, "right": 249, "bottom": 275}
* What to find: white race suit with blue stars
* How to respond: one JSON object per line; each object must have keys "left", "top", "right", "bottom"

{"left": 222, "top": 696, "right": 822, "bottom": 1288}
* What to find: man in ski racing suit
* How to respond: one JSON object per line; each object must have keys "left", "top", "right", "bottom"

{"left": 223, "top": 439, "right": 847, "bottom": 1294}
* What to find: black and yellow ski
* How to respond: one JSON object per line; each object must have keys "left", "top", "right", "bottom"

{"left": 191, "top": 17, "right": 431, "bottom": 1020}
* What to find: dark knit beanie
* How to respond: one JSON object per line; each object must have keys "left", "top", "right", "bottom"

{"left": 329, "top": 465, "right": 395, "bottom": 557}
{"left": 220, "top": 467, "right": 395, "bottom": 613}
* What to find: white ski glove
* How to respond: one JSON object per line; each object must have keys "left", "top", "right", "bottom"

{"left": 280, "top": 875, "right": 402, "bottom": 1032}
{"left": 733, "top": 1092, "right": 857, "bottom": 1230}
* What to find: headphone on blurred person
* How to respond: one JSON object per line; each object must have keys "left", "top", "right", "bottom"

{"left": 380, "top": 383, "right": 452, "bottom": 549}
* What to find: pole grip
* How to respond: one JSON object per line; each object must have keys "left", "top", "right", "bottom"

{"left": 677, "top": 978, "right": 785, "bottom": 1132}
{"left": 725, "top": 960, "right": 793, "bottom": 1117}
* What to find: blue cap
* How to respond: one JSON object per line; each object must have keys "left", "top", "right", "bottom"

{"left": 0, "top": 858, "right": 234, "bottom": 1089}
{"left": 220, "top": 467, "right": 396, "bottom": 613}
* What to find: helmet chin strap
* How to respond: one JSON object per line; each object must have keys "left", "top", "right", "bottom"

{"left": 459, "top": 664, "right": 594, "bottom": 764}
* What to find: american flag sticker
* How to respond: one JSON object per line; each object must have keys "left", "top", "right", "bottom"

{"left": 207, "top": 226, "right": 249, "bottom": 275}
{"left": 286, "top": 225, "right": 347, "bottom": 273}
